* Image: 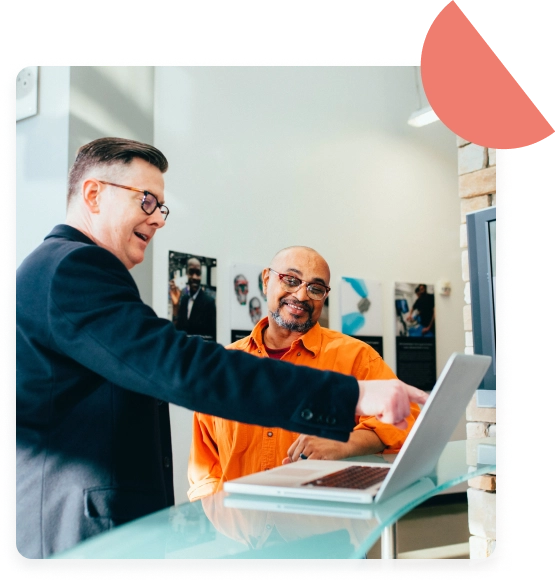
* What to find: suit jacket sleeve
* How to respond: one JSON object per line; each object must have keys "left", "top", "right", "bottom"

{"left": 48, "top": 245, "right": 358, "bottom": 441}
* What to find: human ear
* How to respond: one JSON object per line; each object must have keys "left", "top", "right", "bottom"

{"left": 262, "top": 268, "right": 270, "bottom": 294}
{"left": 81, "top": 178, "right": 102, "bottom": 215}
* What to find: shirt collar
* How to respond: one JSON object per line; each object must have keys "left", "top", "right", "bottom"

{"left": 248, "top": 316, "right": 322, "bottom": 357}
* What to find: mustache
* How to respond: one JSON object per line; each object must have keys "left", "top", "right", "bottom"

{"left": 279, "top": 298, "right": 313, "bottom": 316}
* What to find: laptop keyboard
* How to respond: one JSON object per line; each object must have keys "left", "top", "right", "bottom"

{"left": 301, "top": 465, "right": 390, "bottom": 490}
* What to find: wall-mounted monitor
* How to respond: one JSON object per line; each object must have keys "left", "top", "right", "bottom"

{"left": 467, "top": 206, "right": 496, "bottom": 407}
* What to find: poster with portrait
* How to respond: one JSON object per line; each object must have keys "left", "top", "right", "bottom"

{"left": 230, "top": 263, "right": 267, "bottom": 343}
{"left": 339, "top": 277, "right": 384, "bottom": 357}
{"left": 168, "top": 251, "right": 217, "bottom": 343}
{"left": 394, "top": 282, "right": 436, "bottom": 391}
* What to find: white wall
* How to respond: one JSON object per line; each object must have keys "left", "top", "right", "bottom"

{"left": 17, "top": 66, "right": 70, "bottom": 267}
{"left": 153, "top": 67, "right": 465, "bottom": 503}
{"left": 68, "top": 66, "right": 156, "bottom": 305}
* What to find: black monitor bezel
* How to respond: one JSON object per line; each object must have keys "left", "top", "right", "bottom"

{"left": 467, "top": 206, "right": 496, "bottom": 397}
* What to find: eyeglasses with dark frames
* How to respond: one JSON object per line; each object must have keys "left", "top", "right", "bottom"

{"left": 98, "top": 180, "right": 170, "bottom": 220}
{"left": 268, "top": 268, "right": 330, "bottom": 301}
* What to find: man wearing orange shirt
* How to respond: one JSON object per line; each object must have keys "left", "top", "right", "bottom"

{"left": 187, "top": 246, "right": 421, "bottom": 501}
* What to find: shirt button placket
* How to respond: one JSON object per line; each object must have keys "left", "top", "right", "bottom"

{"left": 262, "top": 428, "right": 274, "bottom": 472}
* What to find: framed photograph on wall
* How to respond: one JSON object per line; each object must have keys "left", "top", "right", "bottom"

{"left": 339, "top": 277, "right": 384, "bottom": 357}
{"left": 394, "top": 282, "right": 436, "bottom": 391}
{"left": 168, "top": 251, "right": 217, "bottom": 342}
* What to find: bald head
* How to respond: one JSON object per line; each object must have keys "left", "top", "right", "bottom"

{"left": 269, "top": 246, "right": 330, "bottom": 285}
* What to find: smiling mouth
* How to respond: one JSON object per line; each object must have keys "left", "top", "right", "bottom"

{"left": 134, "top": 232, "right": 148, "bottom": 242}
{"left": 281, "top": 299, "right": 311, "bottom": 317}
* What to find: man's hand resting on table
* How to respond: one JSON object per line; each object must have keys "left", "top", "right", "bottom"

{"left": 282, "top": 429, "right": 385, "bottom": 464}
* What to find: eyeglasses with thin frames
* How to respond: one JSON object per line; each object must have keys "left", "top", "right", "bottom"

{"left": 268, "top": 268, "right": 330, "bottom": 301}
{"left": 98, "top": 180, "right": 170, "bottom": 220}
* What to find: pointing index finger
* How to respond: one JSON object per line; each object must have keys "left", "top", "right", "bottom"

{"left": 406, "top": 384, "right": 429, "bottom": 405}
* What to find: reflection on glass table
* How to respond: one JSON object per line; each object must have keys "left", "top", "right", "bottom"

{"left": 51, "top": 439, "right": 495, "bottom": 559}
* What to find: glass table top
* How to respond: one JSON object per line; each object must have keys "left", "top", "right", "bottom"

{"left": 51, "top": 439, "right": 495, "bottom": 559}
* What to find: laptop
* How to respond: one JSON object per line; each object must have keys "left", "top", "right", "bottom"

{"left": 224, "top": 352, "right": 491, "bottom": 504}
{"left": 224, "top": 476, "right": 436, "bottom": 520}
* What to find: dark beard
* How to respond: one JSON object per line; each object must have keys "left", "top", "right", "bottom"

{"left": 269, "top": 299, "right": 315, "bottom": 333}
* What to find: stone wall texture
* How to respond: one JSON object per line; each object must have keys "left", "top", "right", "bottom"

{"left": 457, "top": 138, "right": 496, "bottom": 559}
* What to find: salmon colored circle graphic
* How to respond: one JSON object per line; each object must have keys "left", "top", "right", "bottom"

{"left": 421, "top": 1, "right": 554, "bottom": 149}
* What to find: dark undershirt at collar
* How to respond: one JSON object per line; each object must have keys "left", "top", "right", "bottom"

{"left": 264, "top": 345, "right": 290, "bottom": 360}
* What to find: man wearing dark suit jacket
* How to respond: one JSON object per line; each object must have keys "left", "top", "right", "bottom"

{"left": 172, "top": 257, "right": 217, "bottom": 341}
{"left": 16, "top": 137, "right": 427, "bottom": 558}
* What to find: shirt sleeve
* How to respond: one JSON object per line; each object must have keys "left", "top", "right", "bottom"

{"left": 354, "top": 403, "right": 422, "bottom": 453}
{"left": 352, "top": 350, "right": 421, "bottom": 454}
{"left": 187, "top": 412, "right": 222, "bottom": 501}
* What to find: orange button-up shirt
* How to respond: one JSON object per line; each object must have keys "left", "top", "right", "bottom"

{"left": 187, "top": 317, "right": 420, "bottom": 502}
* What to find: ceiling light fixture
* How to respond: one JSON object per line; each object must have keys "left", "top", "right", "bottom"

{"left": 408, "top": 67, "right": 440, "bottom": 127}
{"left": 408, "top": 105, "right": 440, "bottom": 127}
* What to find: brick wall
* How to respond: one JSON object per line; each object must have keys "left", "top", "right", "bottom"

{"left": 457, "top": 137, "right": 496, "bottom": 558}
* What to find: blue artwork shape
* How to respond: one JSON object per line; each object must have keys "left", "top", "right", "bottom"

{"left": 408, "top": 325, "right": 434, "bottom": 338}
{"left": 343, "top": 277, "right": 368, "bottom": 298}
{"left": 408, "top": 325, "right": 423, "bottom": 337}
{"left": 342, "top": 312, "right": 365, "bottom": 335}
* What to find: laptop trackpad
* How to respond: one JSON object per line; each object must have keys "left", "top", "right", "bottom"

{"left": 252, "top": 467, "right": 326, "bottom": 486}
